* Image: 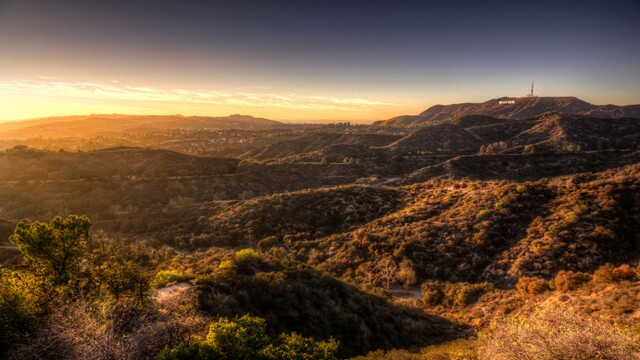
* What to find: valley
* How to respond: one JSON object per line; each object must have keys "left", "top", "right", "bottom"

{"left": 2, "top": 97, "right": 640, "bottom": 359}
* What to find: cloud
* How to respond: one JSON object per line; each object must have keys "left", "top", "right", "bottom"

{"left": 0, "top": 79, "right": 396, "bottom": 112}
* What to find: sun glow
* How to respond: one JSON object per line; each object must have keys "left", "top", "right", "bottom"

{"left": 0, "top": 79, "right": 409, "bottom": 122}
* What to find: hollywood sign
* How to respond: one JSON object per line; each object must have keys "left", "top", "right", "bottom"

{"left": 499, "top": 100, "right": 516, "bottom": 104}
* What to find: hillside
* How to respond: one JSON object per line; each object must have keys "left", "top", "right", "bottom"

{"left": 2, "top": 108, "right": 640, "bottom": 360}
{"left": 377, "top": 97, "right": 640, "bottom": 127}
{"left": 0, "top": 114, "right": 285, "bottom": 139}
{"left": 184, "top": 251, "right": 456, "bottom": 357}
{"left": 382, "top": 113, "right": 640, "bottom": 157}
{"left": 203, "top": 163, "right": 640, "bottom": 289}
{"left": 0, "top": 146, "right": 239, "bottom": 181}
{"left": 242, "top": 133, "right": 400, "bottom": 160}
{"left": 385, "top": 124, "right": 481, "bottom": 154}
{"left": 504, "top": 112, "right": 640, "bottom": 152}
{"left": 404, "top": 152, "right": 640, "bottom": 182}
{"left": 207, "top": 185, "right": 405, "bottom": 247}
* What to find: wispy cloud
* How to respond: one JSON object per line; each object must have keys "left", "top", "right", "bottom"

{"left": 0, "top": 79, "right": 395, "bottom": 112}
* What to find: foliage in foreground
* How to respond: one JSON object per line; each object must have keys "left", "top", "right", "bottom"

{"left": 157, "top": 314, "right": 338, "bottom": 360}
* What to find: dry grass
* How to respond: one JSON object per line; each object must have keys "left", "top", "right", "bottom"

{"left": 479, "top": 305, "right": 640, "bottom": 360}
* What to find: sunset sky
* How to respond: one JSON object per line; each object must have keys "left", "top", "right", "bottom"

{"left": 1, "top": 0, "right": 639, "bottom": 122}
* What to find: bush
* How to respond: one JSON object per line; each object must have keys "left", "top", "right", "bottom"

{"left": 421, "top": 281, "right": 493, "bottom": 308}
{"left": 421, "top": 339, "right": 477, "bottom": 360}
{"left": 157, "top": 315, "right": 338, "bottom": 360}
{"left": 515, "top": 276, "right": 548, "bottom": 295}
{"left": 593, "top": 264, "right": 637, "bottom": 284}
{"left": 0, "top": 268, "right": 41, "bottom": 354}
{"left": 552, "top": 270, "right": 590, "bottom": 292}
{"left": 480, "top": 305, "right": 640, "bottom": 360}
{"left": 153, "top": 270, "right": 189, "bottom": 288}
{"left": 235, "top": 249, "right": 262, "bottom": 264}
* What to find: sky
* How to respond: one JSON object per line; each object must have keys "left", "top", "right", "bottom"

{"left": 0, "top": 0, "right": 639, "bottom": 122}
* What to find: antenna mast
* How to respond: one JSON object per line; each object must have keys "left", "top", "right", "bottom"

{"left": 529, "top": 81, "right": 534, "bottom": 97}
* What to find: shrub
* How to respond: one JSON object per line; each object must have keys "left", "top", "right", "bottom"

{"left": 479, "top": 305, "right": 640, "bottom": 360}
{"left": 515, "top": 276, "right": 548, "bottom": 295}
{"left": 552, "top": 270, "right": 590, "bottom": 292}
{"left": 593, "top": 264, "right": 638, "bottom": 284}
{"left": 421, "top": 281, "right": 493, "bottom": 308}
{"left": 0, "top": 268, "right": 41, "bottom": 354}
{"left": 613, "top": 264, "right": 638, "bottom": 281}
{"left": 153, "top": 270, "right": 189, "bottom": 288}
{"left": 157, "top": 315, "right": 338, "bottom": 360}
{"left": 235, "top": 249, "right": 262, "bottom": 264}
{"left": 421, "top": 339, "right": 477, "bottom": 360}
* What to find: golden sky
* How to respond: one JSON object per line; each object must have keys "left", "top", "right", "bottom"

{"left": 0, "top": 78, "right": 422, "bottom": 123}
{"left": 1, "top": 1, "right": 638, "bottom": 123}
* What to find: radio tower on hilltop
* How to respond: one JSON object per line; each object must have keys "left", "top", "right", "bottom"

{"left": 528, "top": 81, "right": 535, "bottom": 97}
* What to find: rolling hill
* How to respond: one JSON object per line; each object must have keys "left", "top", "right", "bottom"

{"left": 382, "top": 112, "right": 640, "bottom": 156}
{"left": 242, "top": 133, "right": 401, "bottom": 160}
{"left": 376, "top": 97, "right": 640, "bottom": 127}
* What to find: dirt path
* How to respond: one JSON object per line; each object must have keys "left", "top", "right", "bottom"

{"left": 388, "top": 287, "right": 422, "bottom": 300}
{"left": 154, "top": 282, "right": 194, "bottom": 302}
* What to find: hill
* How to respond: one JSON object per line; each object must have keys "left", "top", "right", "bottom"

{"left": 206, "top": 185, "right": 405, "bottom": 247}
{"left": 503, "top": 112, "right": 640, "bottom": 152}
{"left": 242, "top": 133, "right": 400, "bottom": 160}
{"left": 377, "top": 97, "right": 640, "bottom": 127}
{"left": 0, "top": 146, "right": 239, "bottom": 181}
{"left": 185, "top": 250, "right": 456, "bottom": 357}
{"left": 0, "top": 114, "right": 285, "bottom": 139}
{"left": 385, "top": 124, "right": 482, "bottom": 154}
{"left": 381, "top": 113, "right": 640, "bottom": 157}
{"left": 404, "top": 152, "right": 640, "bottom": 182}
{"left": 202, "top": 163, "right": 639, "bottom": 289}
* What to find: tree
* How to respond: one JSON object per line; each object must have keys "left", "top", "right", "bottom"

{"left": 95, "top": 260, "right": 151, "bottom": 304}
{"left": 376, "top": 258, "right": 398, "bottom": 290}
{"left": 397, "top": 259, "right": 417, "bottom": 290}
{"left": 10, "top": 215, "right": 91, "bottom": 286}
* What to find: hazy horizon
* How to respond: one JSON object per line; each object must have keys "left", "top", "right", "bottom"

{"left": 2, "top": 93, "right": 639, "bottom": 125}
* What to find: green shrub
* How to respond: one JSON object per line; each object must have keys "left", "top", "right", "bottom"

{"left": 235, "top": 248, "right": 262, "bottom": 264}
{"left": 153, "top": 270, "right": 189, "bottom": 288}
{"left": 157, "top": 315, "right": 338, "bottom": 360}
{"left": 0, "top": 268, "right": 42, "bottom": 354}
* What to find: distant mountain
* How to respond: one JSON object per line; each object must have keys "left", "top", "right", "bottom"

{"left": 376, "top": 97, "right": 640, "bottom": 127}
{"left": 0, "top": 114, "right": 285, "bottom": 138}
